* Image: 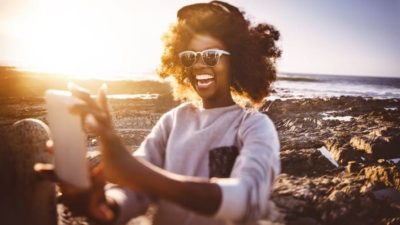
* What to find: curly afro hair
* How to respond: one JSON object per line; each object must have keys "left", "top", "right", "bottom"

{"left": 157, "top": 1, "right": 281, "bottom": 105}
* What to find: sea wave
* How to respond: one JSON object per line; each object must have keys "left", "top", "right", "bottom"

{"left": 274, "top": 74, "right": 400, "bottom": 99}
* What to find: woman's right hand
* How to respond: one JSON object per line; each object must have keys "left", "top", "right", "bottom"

{"left": 34, "top": 141, "right": 118, "bottom": 224}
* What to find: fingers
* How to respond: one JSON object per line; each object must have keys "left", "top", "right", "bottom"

{"left": 84, "top": 114, "right": 102, "bottom": 133}
{"left": 69, "top": 82, "right": 110, "bottom": 114}
{"left": 68, "top": 82, "right": 98, "bottom": 109}
{"left": 35, "top": 148, "right": 113, "bottom": 223}
{"left": 67, "top": 83, "right": 112, "bottom": 134}
{"left": 98, "top": 83, "right": 110, "bottom": 118}
{"left": 70, "top": 104, "right": 109, "bottom": 125}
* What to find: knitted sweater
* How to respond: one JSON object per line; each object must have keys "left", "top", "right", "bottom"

{"left": 106, "top": 102, "right": 280, "bottom": 225}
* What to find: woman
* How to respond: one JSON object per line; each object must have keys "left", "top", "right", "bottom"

{"left": 38, "top": 1, "right": 281, "bottom": 224}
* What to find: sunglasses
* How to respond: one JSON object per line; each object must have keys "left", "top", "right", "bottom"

{"left": 178, "top": 49, "right": 230, "bottom": 67}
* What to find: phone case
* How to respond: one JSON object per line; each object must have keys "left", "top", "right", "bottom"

{"left": 45, "top": 90, "right": 91, "bottom": 189}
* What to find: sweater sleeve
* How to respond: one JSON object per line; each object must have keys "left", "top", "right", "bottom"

{"left": 133, "top": 109, "right": 173, "bottom": 167}
{"left": 211, "top": 112, "right": 280, "bottom": 223}
{"left": 105, "top": 110, "right": 173, "bottom": 224}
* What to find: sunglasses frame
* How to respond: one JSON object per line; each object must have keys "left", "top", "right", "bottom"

{"left": 178, "top": 49, "right": 230, "bottom": 67}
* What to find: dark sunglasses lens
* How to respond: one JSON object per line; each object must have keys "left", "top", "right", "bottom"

{"left": 202, "top": 50, "right": 219, "bottom": 66}
{"left": 180, "top": 52, "right": 196, "bottom": 67}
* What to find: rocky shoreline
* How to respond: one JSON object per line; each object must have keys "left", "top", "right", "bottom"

{"left": 1, "top": 95, "right": 399, "bottom": 224}
{"left": 264, "top": 96, "right": 400, "bottom": 225}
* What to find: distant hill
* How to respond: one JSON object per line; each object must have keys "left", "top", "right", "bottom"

{"left": 0, "top": 67, "right": 172, "bottom": 97}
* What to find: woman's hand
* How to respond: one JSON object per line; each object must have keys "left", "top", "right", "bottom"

{"left": 34, "top": 141, "right": 118, "bottom": 224}
{"left": 68, "top": 83, "right": 139, "bottom": 189}
{"left": 35, "top": 84, "right": 123, "bottom": 223}
{"left": 68, "top": 83, "right": 113, "bottom": 138}
{"left": 66, "top": 83, "right": 222, "bottom": 216}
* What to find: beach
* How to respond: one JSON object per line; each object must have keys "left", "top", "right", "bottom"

{"left": 1, "top": 69, "right": 400, "bottom": 224}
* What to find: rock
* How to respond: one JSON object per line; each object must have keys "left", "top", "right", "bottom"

{"left": 288, "top": 217, "right": 319, "bottom": 225}
{"left": 328, "top": 190, "right": 346, "bottom": 202}
{"left": 381, "top": 217, "right": 400, "bottom": 225}
{"left": 377, "top": 158, "right": 386, "bottom": 164}
{"left": 272, "top": 195, "right": 309, "bottom": 215}
{"left": 324, "top": 138, "right": 362, "bottom": 165}
{"left": 350, "top": 127, "right": 400, "bottom": 159}
{"left": 360, "top": 182, "right": 374, "bottom": 194}
{"left": 3, "top": 93, "right": 400, "bottom": 224}
{"left": 362, "top": 165, "right": 400, "bottom": 190}
{"left": 346, "top": 161, "right": 359, "bottom": 173}
{"left": 280, "top": 148, "right": 336, "bottom": 176}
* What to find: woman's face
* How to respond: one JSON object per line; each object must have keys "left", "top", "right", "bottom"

{"left": 186, "top": 33, "right": 233, "bottom": 108}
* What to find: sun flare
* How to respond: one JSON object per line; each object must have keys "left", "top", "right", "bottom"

{"left": 2, "top": 0, "right": 172, "bottom": 79}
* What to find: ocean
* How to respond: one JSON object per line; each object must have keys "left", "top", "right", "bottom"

{"left": 103, "top": 73, "right": 400, "bottom": 100}
{"left": 273, "top": 73, "right": 400, "bottom": 99}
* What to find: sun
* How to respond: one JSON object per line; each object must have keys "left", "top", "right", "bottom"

{"left": 2, "top": 0, "right": 172, "bottom": 79}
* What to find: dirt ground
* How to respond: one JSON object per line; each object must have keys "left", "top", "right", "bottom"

{"left": 1, "top": 95, "right": 399, "bottom": 225}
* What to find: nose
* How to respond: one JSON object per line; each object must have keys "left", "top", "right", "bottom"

{"left": 192, "top": 53, "right": 207, "bottom": 69}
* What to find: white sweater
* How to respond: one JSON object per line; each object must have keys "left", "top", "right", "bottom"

{"left": 106, "top": 102, "right": 280, "bottom": 225}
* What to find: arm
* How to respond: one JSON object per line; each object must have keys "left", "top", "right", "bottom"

{"left": 99, "top": 105, "right": 222, "bottom": 216}
{"left": 100, "top": 127, "right": 222, "bottom": 216}
{"left": 70, "top": 86, "right": 278, "bottom": 222}
{"left": 105, "top": 110, "right": 202, "bottom": 224}
{"left": 212, "top": 113, "right": 280, "bottom": 222}
{"left": 72, "top": 85, "right": 220, "bottom": 220}
{"left": 101, "top": 112, "right": 279, "bottom": 221}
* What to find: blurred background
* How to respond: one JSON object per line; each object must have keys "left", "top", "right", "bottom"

{"left": 0, "top": 0, "right": 399, "bottom": 98}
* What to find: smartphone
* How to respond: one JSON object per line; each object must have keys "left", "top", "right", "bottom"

{"left": 45, "top": 90, "right": 91, "bottom": 189}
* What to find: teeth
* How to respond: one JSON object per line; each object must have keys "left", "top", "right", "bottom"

{"left": 197, "top": 80, "right": 213, "bottom": 88}
{"left": 196, "top": 74, "right": 214, "bottom": 80}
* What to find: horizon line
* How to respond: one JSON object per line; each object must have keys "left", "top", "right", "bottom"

{"left": 0, "top": 65, "right": 399, "bottom": 79}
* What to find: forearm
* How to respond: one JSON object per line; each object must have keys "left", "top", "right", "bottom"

{"left": 177, "top": 178, "right": 222, "bottom": 215}
{"left": 100, "top": 131, "right": 222, "bottom": 216}
{"left": 127, "top": 159, "right": 222, "bottom": 215}
{"left": 134, "top": 159, "right": 221, "bottom": 215}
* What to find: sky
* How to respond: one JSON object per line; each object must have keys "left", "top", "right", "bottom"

{"left": 0, "top": 0, "right": 399, "bottom": 79}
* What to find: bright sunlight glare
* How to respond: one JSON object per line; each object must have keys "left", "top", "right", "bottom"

{"left": 2, "top": 0, "right": 399, "bottom": 78}
{"left": 2, "top": 0, "right": 173, "bottom": 79}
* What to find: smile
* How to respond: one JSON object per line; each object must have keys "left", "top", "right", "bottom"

{"left": 196, "top": 74, "right": 215, "bottom": 88}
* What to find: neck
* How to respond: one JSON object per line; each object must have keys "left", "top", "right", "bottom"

{"left": 202, "top": 96, "right": 235, "bottom": 109}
